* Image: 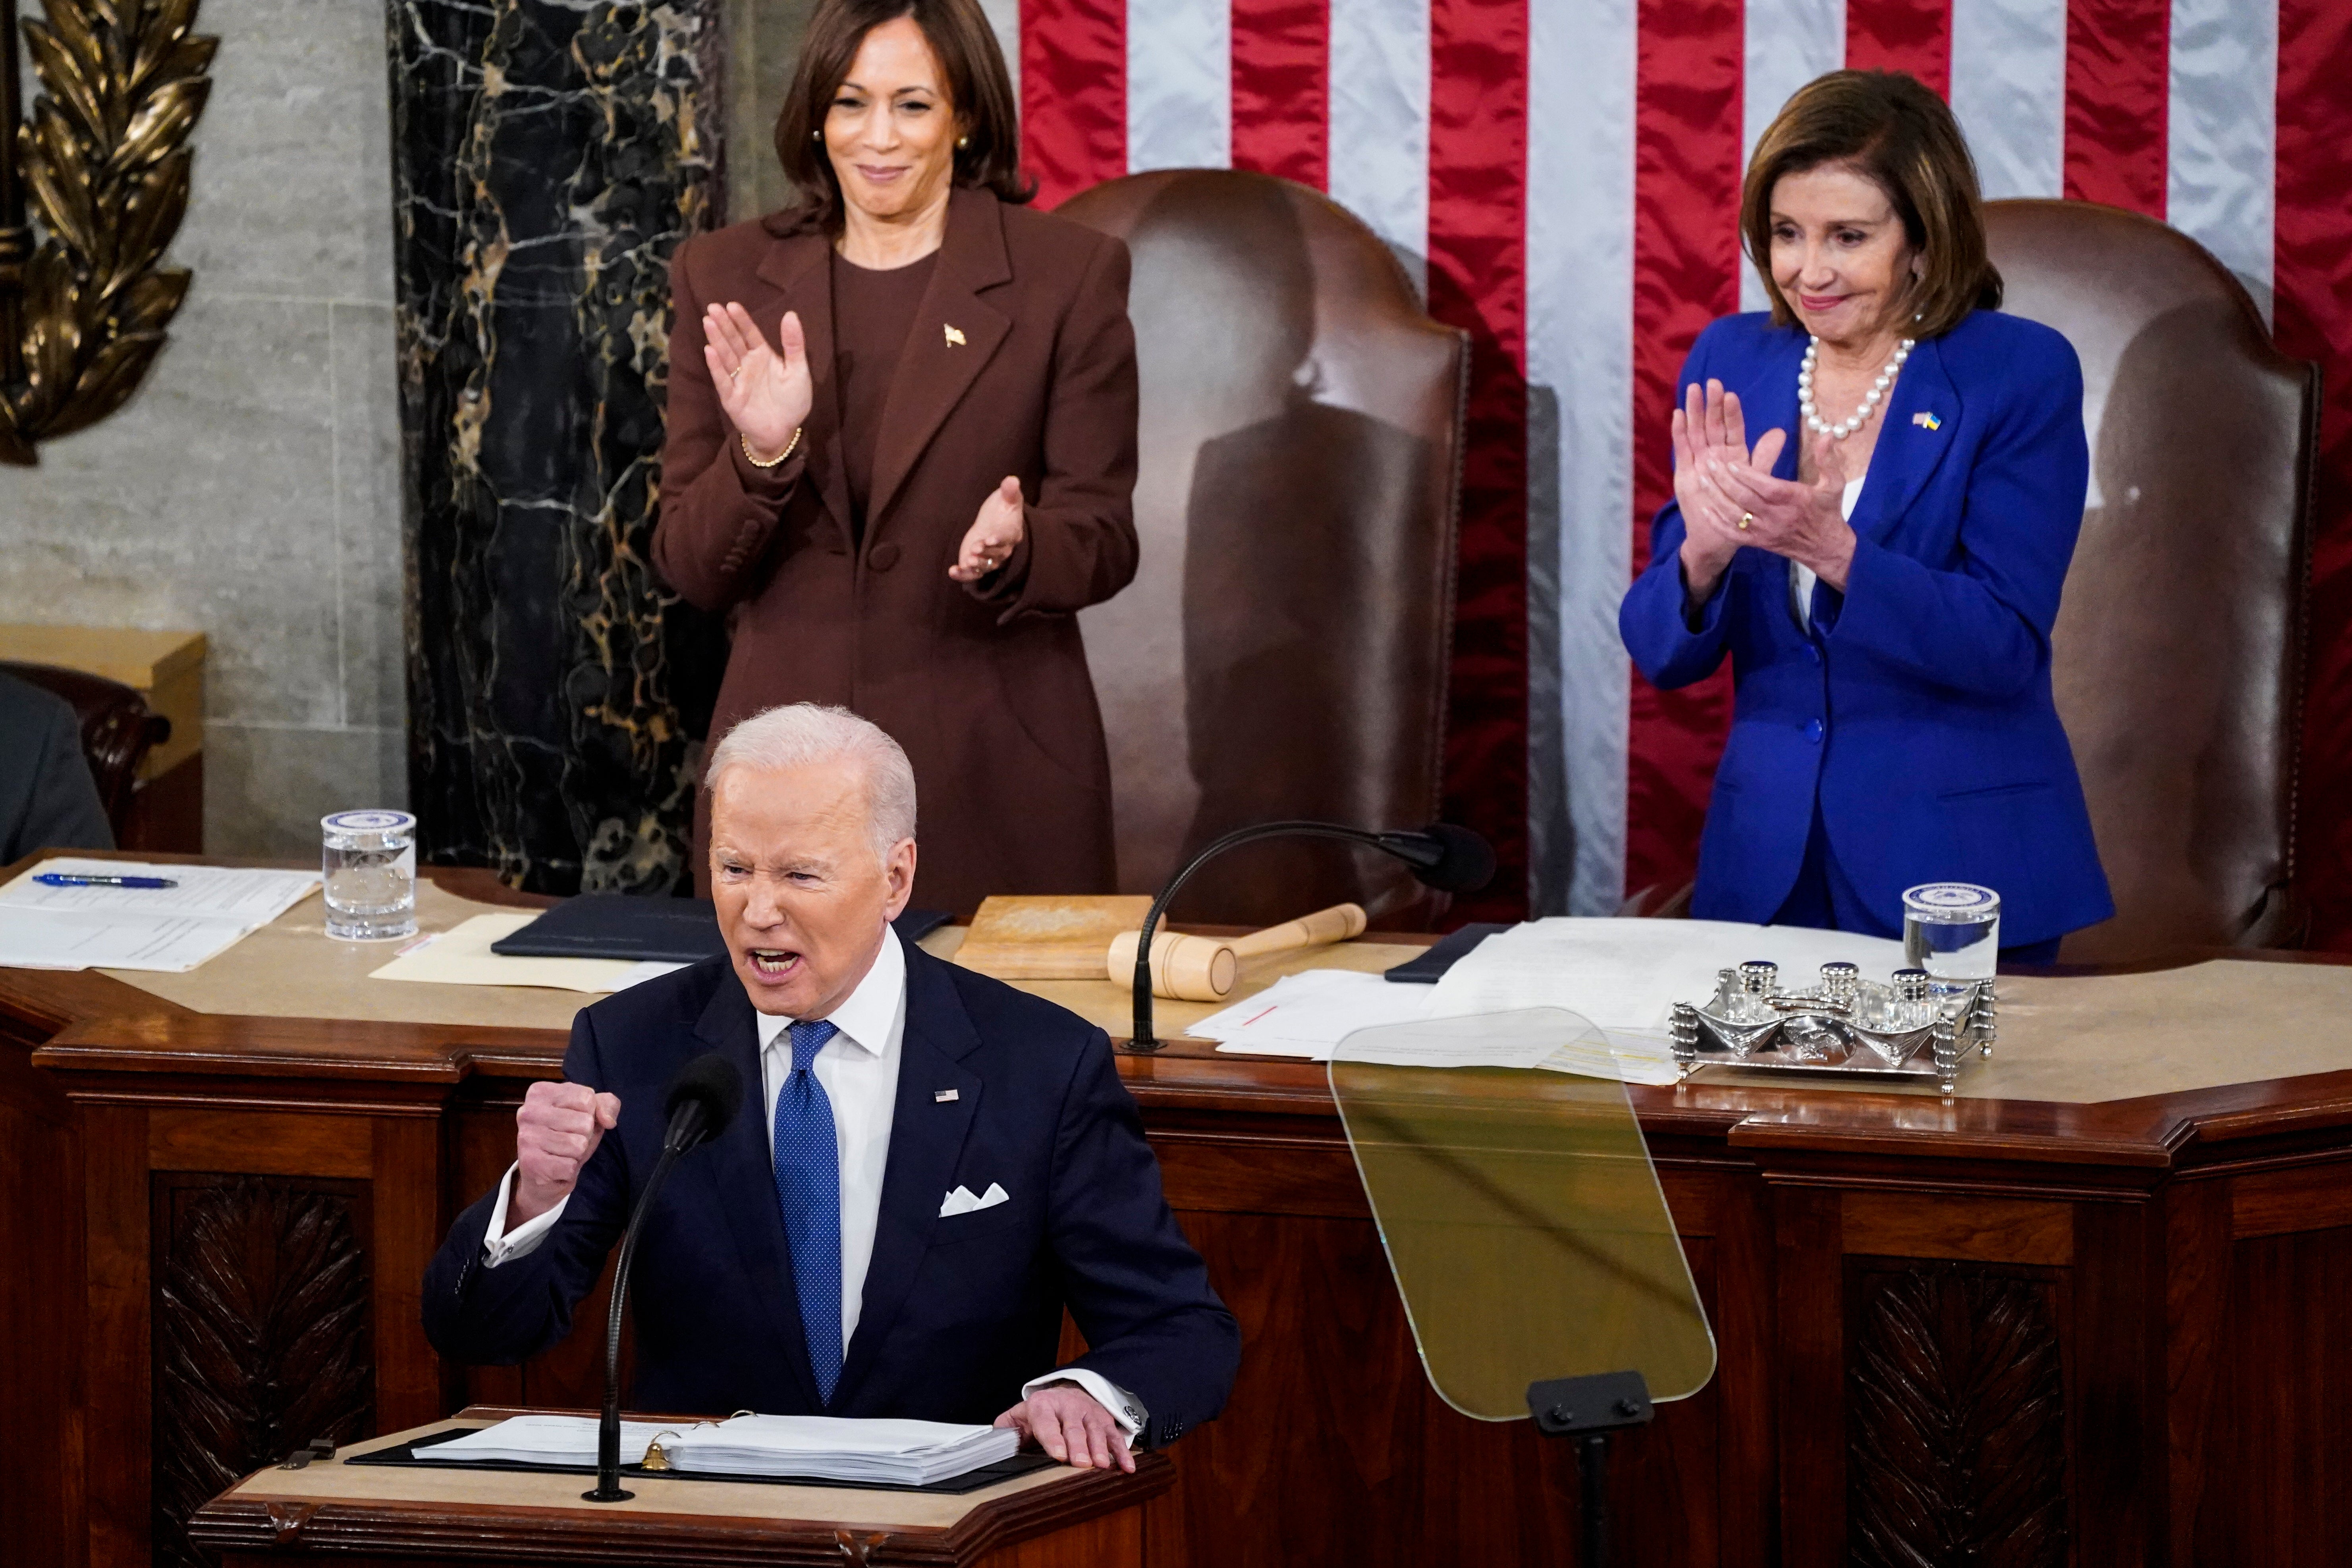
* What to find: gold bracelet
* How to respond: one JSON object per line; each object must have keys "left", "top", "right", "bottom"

{"left": 741, "top": 426, "right": 802, "bottom": 469}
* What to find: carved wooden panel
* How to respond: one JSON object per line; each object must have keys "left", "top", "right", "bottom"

{"left": 151, "top": 1175, "right": 375, "bottom": 1568}
{"left": 1846, "top": 1261, "right": 2068, "bottom": 1568}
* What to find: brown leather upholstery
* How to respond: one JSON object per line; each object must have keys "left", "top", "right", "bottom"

{"left": 1986, "top": 201, "right": 2317, "bottom": 961}
{"left": 0, "top": 661, "right": 172, "bottom": 838}
{"left": 1059, "top": 171, "right": 1467, "bottom": 926}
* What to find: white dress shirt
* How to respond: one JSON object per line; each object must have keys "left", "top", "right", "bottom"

{"left": 477, "top": 926, "right": 1141, "bottom": 1436}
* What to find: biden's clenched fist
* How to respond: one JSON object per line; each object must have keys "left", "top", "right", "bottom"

{"left": 512, "top": 1080, "right": 621, "bottom": 1227}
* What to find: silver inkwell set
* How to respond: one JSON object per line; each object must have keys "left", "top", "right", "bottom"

{"left": 1668, "top": 959, "right": 1996, "bottom": 1094}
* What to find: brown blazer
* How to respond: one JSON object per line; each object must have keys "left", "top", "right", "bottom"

{"left": 653, "top": 187, "right": 1140, "bottom": 914}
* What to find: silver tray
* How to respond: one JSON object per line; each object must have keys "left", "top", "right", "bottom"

{"left": 1669, "top": 960, "right": 1995, "bottom": 1094}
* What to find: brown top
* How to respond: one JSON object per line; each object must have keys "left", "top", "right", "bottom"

{"left": 831, "top": 248, "right": 938, "bottom": 540}
{"left": 652, "top": 191, "right": 1141, "bottom": 917}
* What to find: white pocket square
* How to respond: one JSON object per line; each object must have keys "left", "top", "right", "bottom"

{"left": 939, "top": 1181, "right": 1009, "bottom": 1218}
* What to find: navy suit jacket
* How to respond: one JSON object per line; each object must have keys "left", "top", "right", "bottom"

{"left": 1619, "top": 309, "right": 2113, "bottom": 946}
{"left": 423, "top": 940, "right": 1239, "bottom": 1449}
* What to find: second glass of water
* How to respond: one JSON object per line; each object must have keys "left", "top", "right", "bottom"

{"left": 322, "top": 809, "right": 418, "bottom": 941}
{"left": 1901, "top": 883, "right": 1999, "bottom": 982}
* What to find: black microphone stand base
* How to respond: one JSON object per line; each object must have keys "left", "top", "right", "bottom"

{"left": 581, "top": 1483, "right": 635, "bottom": 1503}
{"left": 1527, "top": 1370, "right": 1654, "bottom": 1567}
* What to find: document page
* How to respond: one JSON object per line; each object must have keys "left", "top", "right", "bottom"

{"left": 1426, "top": 917, "right": 1908, "bottom": 1032}
{"left": 0, "top": 860, "right": 321, "bottom": 972}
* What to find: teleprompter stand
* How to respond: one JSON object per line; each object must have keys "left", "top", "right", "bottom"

{"left": 1528, "top": 1370, "right": 1654, "bottom": 1567}
{"left": 1327, "top": 1009, "right": 1713, "bottom": 1566}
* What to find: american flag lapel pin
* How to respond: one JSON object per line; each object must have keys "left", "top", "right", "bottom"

{"left": 935, "top": 1089, "right": 959, "bottom": 1103}
{"left": 944, "top": 324, "right": 967, "bottom": 347}
{"left": 1912, "top": 411, "right": 1942, "bottom": 431}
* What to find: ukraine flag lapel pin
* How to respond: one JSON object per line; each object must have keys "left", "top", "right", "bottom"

{"left": 1912, "top": 411, "right": 1942, "bottom": 431}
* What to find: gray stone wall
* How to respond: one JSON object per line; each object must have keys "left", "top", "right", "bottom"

{"left": 0, "top": 0, "right": 404, "bottom": 858}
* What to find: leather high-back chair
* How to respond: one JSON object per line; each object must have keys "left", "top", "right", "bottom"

{"left": 1986, "top": 201, "right": 2317, "bottom": 961}
{"left": 0, "top": 661, "right": 171, "bottom": 839}
{"left": 1059, "top": 171, "right": 1467, "bottom": 926}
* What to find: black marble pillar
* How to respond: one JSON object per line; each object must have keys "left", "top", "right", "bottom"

{"left": 388, "top": 0, "right": 730, "bottom": 894}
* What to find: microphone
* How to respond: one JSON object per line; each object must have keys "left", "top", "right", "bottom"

{"left": 585, "top": 1051, "right": 744, "bottom": 1503}
{"left": 1372, "top": 824, "right": 1498, "bottom": 895}
{"left": 662, "top": 1049, "right": 745, "bottom": 1155}
{"left": 1127, "top": 819, "right": 1496, "bottom": 1053}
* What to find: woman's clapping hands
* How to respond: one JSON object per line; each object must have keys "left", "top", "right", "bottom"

{"left": 703, "top": 302, "right": 813, "bottom": 462}
{"left": 950, "top": 477, "right": 1026, "bottom": 582}
{"left": 1672, "top": 378, "right": 1857, "bottom": 600}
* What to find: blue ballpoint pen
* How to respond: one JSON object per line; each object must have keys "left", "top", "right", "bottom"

{"left": 32, "top": 872, "right": 180, "bottom": 889}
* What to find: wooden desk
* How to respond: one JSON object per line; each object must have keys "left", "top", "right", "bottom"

{"left": 6, "top": 856, "right": 2352, "bottom": 1566}
{"left": 186, "top": 1410, "right": 1169, "bottom": 1566}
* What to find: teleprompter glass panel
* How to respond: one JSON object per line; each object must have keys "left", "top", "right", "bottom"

{"left": 1329, "top": 1009, "right": 1716, "bottom": 1420}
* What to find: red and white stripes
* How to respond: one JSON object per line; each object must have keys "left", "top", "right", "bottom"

{"left": 998, "top": 0, "right": 2352, "bottom": 939}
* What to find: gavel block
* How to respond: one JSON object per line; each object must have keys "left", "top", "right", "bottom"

{"left": 1105, "top": 903, "right": 1369, "bottom": 1001}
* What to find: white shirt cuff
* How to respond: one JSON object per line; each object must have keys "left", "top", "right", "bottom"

{"left": 481, "top": 1162, "right": 568, "bottom": 1268}
{"left": 1020, "top": 1367, "right": 1146, "bottom": 1440}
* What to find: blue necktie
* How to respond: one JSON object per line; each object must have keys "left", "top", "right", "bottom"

{"left": 773, "top": 1018, "right": 843, "bottom": 1404}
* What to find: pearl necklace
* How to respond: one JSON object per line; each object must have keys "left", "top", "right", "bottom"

{"left": 1798, "top": 336, "right": 1914, "bottom": 440}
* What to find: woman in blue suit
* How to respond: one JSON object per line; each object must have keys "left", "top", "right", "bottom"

{"left": 1619, "top": 69, "right": 2111, "bottom": 959}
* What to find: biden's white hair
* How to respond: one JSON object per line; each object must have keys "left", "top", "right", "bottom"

{"left": 704, "top": 704, "right": 917, "bottom": 863}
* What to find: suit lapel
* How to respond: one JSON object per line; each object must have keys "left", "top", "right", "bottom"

{"left": 866, "top": 188, "right": 1015, "bottom": 532}
{"left": 1849, "top": 332, "right": 1960, "bottom": 545}
{"left": 753, "top": 225, "right": 855, "bottom": 549}
{"left": 831, "top": 948, "right": 985, "bottom": 1409}
{"left": 690, "top": 973, "right": 824, "bottom": 1412}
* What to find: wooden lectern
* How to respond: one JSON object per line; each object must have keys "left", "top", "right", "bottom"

{"left": 187, "top": 1410, "right": 1170, "bottom": 1566}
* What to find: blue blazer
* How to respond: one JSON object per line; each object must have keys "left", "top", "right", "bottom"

{"left": 423, "top": 942, "right": 1240, "bottom": 1450}
{"left": 1618, "top": 309, "right": 2113, "bottom": 946}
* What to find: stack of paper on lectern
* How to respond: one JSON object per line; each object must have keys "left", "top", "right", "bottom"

{"left": 0, "top": 859, "right": 320, "bottom": 972}
{"left": 435, "top": 1412, "right": 1021, "bottom": 1485}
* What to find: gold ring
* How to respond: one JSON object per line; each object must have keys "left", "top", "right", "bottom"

{"left": 1738, "top": 511, "right": 1754, "bottom": 531}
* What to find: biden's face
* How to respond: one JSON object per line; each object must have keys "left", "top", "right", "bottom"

{"left": 708, "top": 758, "right": 915, "bottom": 1020}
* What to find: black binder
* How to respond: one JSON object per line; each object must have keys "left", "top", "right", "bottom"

{"left": 1381, "top": 922, "right": 1509, "bottom": 984}
{"left": 492, "top": 896, "right": 951, "bottom": 964}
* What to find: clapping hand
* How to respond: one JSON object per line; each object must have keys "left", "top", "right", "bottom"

{"left": 1672, "top": 378, "right": 1788, "bottom": 598}
{"left": 1706, "top": 428, "right": 1857, "bottom": 592}
{"left": 702, "top": 302, "right": 812, "bottom": 463}
{"left": 950, "top": 476, "right": 1026, "bottom": 582}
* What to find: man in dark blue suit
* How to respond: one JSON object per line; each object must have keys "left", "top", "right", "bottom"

{"left": 424, "top": 705, "right": 1239, "bottom": 1470}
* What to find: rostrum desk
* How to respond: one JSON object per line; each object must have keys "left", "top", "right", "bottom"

{"left": 5, "top": 858, "right": 2351, "bottom": 1567}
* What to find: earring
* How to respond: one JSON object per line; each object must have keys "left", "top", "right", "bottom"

{"left": 956, "top": 135, "right": 970, "bottom": 149}
{"left": 811, "top": 129, "right": 822, "bottom": 142}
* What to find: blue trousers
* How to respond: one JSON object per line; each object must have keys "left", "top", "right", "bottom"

{"left": 1771, "top": 802, "right": 2064, "bottom": 965}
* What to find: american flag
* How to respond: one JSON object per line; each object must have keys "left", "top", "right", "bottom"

{"left": 980, "top": 0, "right": 2352, "bottom": 941}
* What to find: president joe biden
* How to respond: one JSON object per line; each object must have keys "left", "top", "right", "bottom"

{"left": 424, "top": 704, "right": 1240, "bottom": 1470}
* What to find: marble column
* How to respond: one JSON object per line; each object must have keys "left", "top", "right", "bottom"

{"left": 388, "top": 0, "right": 729, "bottom": 893}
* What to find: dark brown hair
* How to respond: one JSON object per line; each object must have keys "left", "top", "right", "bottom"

{"left": 775, "top": 0, "right": 1033, "bottom": 231}
{"left": 1741, "top": 69, "right": 2001, "bottom": 338}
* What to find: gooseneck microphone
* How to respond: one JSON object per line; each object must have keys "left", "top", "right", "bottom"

{"left": 1126, "top": 820, "right": 1496, "bottom": 1053}
{"left": 584, "top": 1051, "right": 745, "bottom": 1503}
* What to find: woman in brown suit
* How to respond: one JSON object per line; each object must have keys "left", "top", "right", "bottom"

{"left": 652, "top": 0, "right": 1139, "bottom": 913}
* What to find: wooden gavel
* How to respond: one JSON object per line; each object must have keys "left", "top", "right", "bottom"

{"left": 1105, "top": 903, "right": 1368, "bottom": 1002}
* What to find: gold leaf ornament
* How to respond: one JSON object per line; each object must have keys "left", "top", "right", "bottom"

{"left": 2, "top": 0, "right": 216, "bottom": 461}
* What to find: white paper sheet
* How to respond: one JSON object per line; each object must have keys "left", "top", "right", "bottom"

{"left": 0, "top": 858, "right": 319, "bottom": 922}
{"left": 1324, "top": 1006, "right": 1684, "bottom": 1084}
{"left": 1425, "top": 916, "right": 1908, "bottom": 1033}
{"left": 0, "top": 860, "right": 321, "bottom": 972}
{"left": 369, "top": 913, "right": 688, "bottom": 993}
{"left": 1193, "top": 969, "right": 1436, "bottom": 1059}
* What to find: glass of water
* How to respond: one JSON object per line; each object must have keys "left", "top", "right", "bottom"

{"left": 1902, "top": 883, "right": 2000, "bottom": 982}
{"left": 322, "top": 809, "right": 418, "bottom": 941}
